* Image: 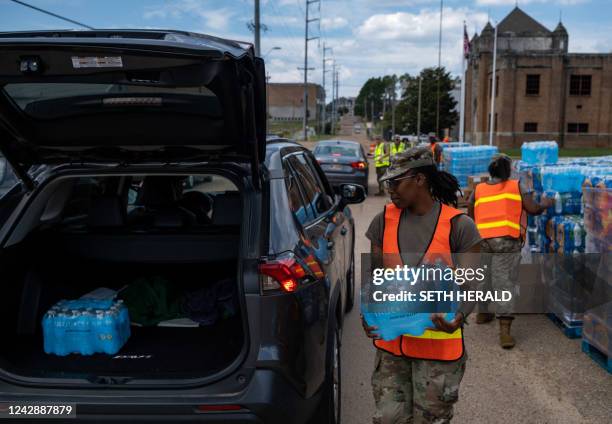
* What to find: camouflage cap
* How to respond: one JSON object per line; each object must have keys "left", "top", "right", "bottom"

{"left": 380, "top": 146, "right": 436, "bottom": 182}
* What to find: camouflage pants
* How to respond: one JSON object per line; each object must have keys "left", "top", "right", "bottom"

{"left": 376, "top": 166, "right": 388, "bottom": 193}
{"left": 477, "top": 237, "right": 522, "bottom": 318}
{"left": 371, "top": 350, "right": 467, "bottom": 424}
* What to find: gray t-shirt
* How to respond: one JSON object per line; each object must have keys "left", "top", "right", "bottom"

{"left": 365, "top": 202, "right": 482, "bottom": 265}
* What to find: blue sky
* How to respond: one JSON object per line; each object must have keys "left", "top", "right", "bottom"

{"left": 1, "top": 0, "right": 610, "bottom": 96}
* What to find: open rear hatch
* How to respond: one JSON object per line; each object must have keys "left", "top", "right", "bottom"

{"left": 0, "top": 30, "right": 266, "bottom": 187}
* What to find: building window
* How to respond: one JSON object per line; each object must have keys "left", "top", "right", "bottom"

{"left": 567, "top": 123, "right": 589, "bottom": 133}
{"left": 569, "top": 75, "right": 592, "bottom": 96}
{"left": 524, "top": 122, "right": 538, "bottom": 133}
{"left": 526, "top": 74, "right": 540, "bottom": 96}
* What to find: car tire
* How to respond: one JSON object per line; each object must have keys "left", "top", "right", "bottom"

{"left": 344, "top": 254, "right": 355, "bottom": 313}
{"left": 312, "top": 323, "right": 342, "bottom": 424}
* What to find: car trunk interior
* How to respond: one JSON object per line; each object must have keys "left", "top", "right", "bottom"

{"left": 0, "top": 174, "right": 247, "bottom": 383}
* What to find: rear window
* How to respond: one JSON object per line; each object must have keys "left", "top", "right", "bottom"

{"left": 55, "top": 174, "right": 239, "bottom": 231}
{"left": 3, "top": 83, "right": 222, "bottom": 118}
{"left": 314, "top": 145, "right": 359, "bottom": 157}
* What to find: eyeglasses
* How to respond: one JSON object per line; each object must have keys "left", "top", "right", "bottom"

{"left": 385, "top": 173, "right": 417, "bottom": 189}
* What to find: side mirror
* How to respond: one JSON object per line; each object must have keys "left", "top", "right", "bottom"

{"left": 339, "top": 183, "right": 366, "bottom": 205}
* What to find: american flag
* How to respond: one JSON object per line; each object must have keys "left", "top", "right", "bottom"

{"left": 463, "top": 23, "right": 471, "bottom": 59}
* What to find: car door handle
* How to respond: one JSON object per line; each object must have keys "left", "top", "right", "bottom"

{"left": 341, "top": 227, "right": 348, "bottom": 236}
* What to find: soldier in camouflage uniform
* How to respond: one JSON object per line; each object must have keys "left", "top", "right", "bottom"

{"left": 364, "top": 147, "right": 482, "bottom": 423}
{"left": 468, "top": 154, "right": 552, "bottom": 348}
{"left": 370, "top": 350, "right": 467, "bottom": 424}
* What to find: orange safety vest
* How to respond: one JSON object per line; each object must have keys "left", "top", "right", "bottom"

{"left": 474, "top": 180, "right": 523, "bottom": 239}
{"left": 373, "top": 203, "right": 465, "bottom": 361}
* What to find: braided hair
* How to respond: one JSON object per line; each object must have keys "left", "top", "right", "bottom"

{"left": 488, "top": 154, "right": 512, "bottom": 181}
{"left": 398, "top": 147, "right": 461, "bottom": 207}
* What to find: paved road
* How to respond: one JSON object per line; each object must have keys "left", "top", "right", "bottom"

{"left": 324, "top": 125, "right": 611, "bottom": 424}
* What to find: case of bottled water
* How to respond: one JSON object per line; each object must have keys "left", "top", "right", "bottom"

{"left": 521, "top": 141, "right": 559, "bottom": 165}
{"left": 443, "top": 145, "right": 499, "bottom": 188}
{"left": 363, "top": 312, "right": 457, "bottom": 341}
{"left": 42, "top": 299, "right": 130, "bottom": 356}
{"left": 582, "top": 176, "right": 612, "bottom": 252}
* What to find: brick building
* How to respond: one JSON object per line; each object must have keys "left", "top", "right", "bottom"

{"left": 465, "top": 7, "right": 612, "bottom": 148}
{"left": 267, "top": 82, "right": 324, "bottom": 123}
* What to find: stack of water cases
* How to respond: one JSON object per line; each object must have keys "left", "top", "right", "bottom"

{"left": 42, "top": 299, "right": 131, "bottom": 356}
{"left": 438, "top": 142, "right": 471, "bottom": 171}
{"left": 581, "top": 175, "right": 612, "bottom": 372}
{"left": 517, "top": 141, "right": 612, "bottom": 337}
{"left": 442, "top": 145, "right": 498, "bottom": 188}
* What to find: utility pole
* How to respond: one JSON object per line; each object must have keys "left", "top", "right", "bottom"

{"left": 301, "top": 0, "right": 320, "bottom": 141}
{"left": 335, "top": 69, "right": 339, "bottom": 130}
{"left": 331, "top": 61, "right": 337, "bottom": 135}
{"left": 489, "top": 22, "right": 498, "bottom": 146}
{"left": 417, "top": 77, "right": 422, "bottom": 139}
{"left": 322, "top": 44, "right": 333, "bottom": 135}
{"left": 371, "top": 98, "right": 374, "bottom": 135}
{"left": 391, "top": 78, "right": 397, "bottom": 137}
{"left": 436, "top": 0, "right": 444, "bottom": 137}
{"left": 254, "top": 0, "right": 261, "bottom": 56}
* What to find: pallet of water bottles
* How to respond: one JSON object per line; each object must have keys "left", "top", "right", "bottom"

{"left": 442, "top": 145, "right": 499, "bottom": 188}
{"left": 582, "top": 176, "right": 612, "bottom": 253}
{"left": 582, "top": 302, "right": 612, "bottom": 373}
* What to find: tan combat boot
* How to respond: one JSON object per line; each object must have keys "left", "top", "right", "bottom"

{"left": 476, "top": 313, "right": 494, "bottom": 324}
{"left": 499, "top": 318, "right": 515, "bottom": 349}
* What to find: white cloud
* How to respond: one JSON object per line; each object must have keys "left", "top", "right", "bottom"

{"left": 321, "top": 17, "right": 349, "bottom": 30}
{"left": 355, "top": 8, "right": 488, "bottom": 42}
{"left": 143, "top": 0, "right": 234, "bottom": 32}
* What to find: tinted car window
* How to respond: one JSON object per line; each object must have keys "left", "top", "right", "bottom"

{"left": 288, "top": 154, "right": 333, "bottom": 217}
{"left": 284, "top": 165, "right": 315, "bottom": 226}
{"left": 314, "top": 145, "right": 359, "bottom": 157}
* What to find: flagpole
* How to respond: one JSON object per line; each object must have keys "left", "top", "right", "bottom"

{"left": 489, "top": 22, "right": 498, "bottom": 146}
{"left": 459, "top": 23, "right": 467, "bottom": 143}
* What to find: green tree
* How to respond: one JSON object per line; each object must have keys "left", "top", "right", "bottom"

{"left": 389, "top": 67, "right": 457, "bottom": 137}
{"left": 354, "top": 76, "right": 395, "bottom": 120}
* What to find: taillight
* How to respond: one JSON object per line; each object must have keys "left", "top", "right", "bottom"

{"left": 351, "top": 161, "right": 367, "bottom": 169}
{"left": 259, "top": 258, "right": 306, "bottom": 293}
{"left": 259, "top": 255, "right": 323, "bottom": 293}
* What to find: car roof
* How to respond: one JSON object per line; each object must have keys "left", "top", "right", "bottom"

{"left": 315, "top": 140, "right": 360, "bottom": 147}
{"left": 0, "top": 29, "right": 253, "bottom": 59}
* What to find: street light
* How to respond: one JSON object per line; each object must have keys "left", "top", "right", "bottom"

{"left": 263, "top": 46, "right": 281, "bottom": 59}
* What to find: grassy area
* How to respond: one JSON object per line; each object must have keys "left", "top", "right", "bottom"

{"left": 502, "top": 147, "right": 612, "bottom": 159}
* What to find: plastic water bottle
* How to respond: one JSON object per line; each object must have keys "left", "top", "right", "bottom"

{"left": 554, "top": 192, "right": 562, "bottom": 214}
{"left": 573, "top": 223, "right": 582, "bottom": 248}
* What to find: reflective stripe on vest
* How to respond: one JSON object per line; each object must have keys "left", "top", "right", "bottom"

{"left": 375, "top": 144, "right": 389, "bottom": 167}
{"left": 373, "top": 203, "right": 465, "bottom": 361}
{"left": 391, "top": 143, "right": 405, "bottom": 157}
{"left": 474, "top": 180, "right": 522, "bottom": 239}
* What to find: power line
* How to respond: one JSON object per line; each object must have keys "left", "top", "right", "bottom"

{"left": 9, "top": 0, "right": 94, "bottom": 30}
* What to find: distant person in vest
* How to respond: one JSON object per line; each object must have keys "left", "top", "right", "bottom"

{"left": 391, "top": 136, "right": 406, "bottom": 160}
{"left": 363, "top": 147, "right": 482, "bottom": 424}
{"left": 467, "top": 154, "right": 553, "bottom": 349}
{"left": 374, "top": 136, "right": 390, "bottom": 196}
{"left": 428, "top": 134, "right": 443, "bottom": 165}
